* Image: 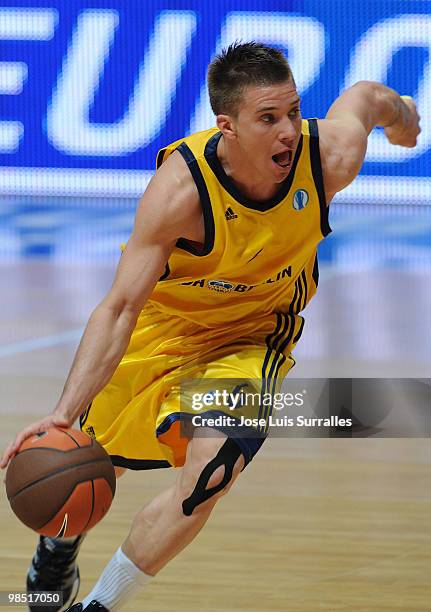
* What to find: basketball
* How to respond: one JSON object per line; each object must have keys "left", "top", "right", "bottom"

{"left": 5, "top": 428, "right": 116, "bottom": 537}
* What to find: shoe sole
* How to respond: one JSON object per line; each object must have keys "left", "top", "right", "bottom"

{"left": 27, "top": 569, "right": 80, "bottom": 612}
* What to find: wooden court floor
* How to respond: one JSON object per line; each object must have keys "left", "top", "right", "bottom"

{"left": 1, "top": 262, "right": 431, "bottom": 611}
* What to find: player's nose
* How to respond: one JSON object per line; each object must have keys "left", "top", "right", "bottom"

{"left": 278, "top": 117, "right": 297, "bottom": 145}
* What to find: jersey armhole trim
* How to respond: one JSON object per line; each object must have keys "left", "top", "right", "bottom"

{"left": 308, "top": 118, "right": 332, "bottom": 237}
{"left": 156, "top": 148, "right": 167, "bottom": 169}
{"left": 158, "top": 262, "right": 170, "bottom": 281}
{"left": 312, "top": 252, "right": 319, "bottom": 287}
{"left": 175, "top": 142, "right": 215, "bottom": 257}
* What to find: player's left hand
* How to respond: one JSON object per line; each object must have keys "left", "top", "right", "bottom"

{"left": 384, "top": 96, "right": 421, "bottom": 148}
{"left": 0, "top": 412, "right": 71, "bottom": 471}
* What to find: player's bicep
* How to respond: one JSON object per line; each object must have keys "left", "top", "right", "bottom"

{"left": 325, "top": 81, "right": 376, "bottom": 134}
{"left": 105, "top": 231, "right": 175, "bottom": 315}
{"left": 318, "top": 118, "right": 368, "bottom": 198}
{"left": 102, "top": 153, "right": 193, "bottom": 314}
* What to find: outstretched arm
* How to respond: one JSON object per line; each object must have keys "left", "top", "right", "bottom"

{"left": 318, "top": 81, "right": 421, "bottom": 202}
{"left": 0, "top": 152, "right": 201, "bottom": 468}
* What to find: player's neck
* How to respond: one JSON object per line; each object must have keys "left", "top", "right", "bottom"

{"left": 217, "top": 136, "right": 282, "bottom": 203}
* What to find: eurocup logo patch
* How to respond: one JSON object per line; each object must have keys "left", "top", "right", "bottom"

{"left": 293, "top": 189, "right": 309, "bottom": 211}
{"left": 207, "top": 280, "right": 234, "bottom": 292}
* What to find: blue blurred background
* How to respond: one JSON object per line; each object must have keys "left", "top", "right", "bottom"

{"left": 0, "top": 0, "right": 430, "bottom": 263}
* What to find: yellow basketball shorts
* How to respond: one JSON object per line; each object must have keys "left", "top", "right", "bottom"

{"left": 79, "top": 303, "right": 304, "bottom": 470}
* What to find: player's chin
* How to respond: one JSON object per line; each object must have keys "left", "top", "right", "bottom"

{"left": 271, "top": 160, "right": 292, "bottom": 181}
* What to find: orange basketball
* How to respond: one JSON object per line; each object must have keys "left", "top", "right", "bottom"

{"left": 5, "top": 427, "right": 116, "bottom": 537}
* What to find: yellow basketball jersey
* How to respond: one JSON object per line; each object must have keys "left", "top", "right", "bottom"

{"left": 149, "top": 119, "right": 331, "bottom": 328}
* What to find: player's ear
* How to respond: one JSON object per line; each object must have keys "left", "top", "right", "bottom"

{"left": 216, "top": 114, "right": 237, "bottom": 140}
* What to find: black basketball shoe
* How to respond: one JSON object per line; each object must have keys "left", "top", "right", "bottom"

{"left": 66, "top": 601, "right": 108, "bottom": 611}
{"left": 27, "top": 535, "right": 84, "bottom": 612}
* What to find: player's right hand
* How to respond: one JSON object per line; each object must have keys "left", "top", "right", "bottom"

{"left": 384, "top": 95, "right": 421, "bottom": 148}
{"left": 0, "top": 413, "right": 71, "bottom": 470}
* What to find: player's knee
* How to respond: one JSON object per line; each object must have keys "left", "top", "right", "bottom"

{"left": 205, "top": 454, "right": 243, "bottom": 492}
{"left": 185, "top": 455, "right": 241, "bottom": 494}
{"left": 180, "top": 439, "right": 245, "bottom": 516}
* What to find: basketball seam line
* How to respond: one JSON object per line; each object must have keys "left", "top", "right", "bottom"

{"left": 14, "top": 446, "right": 94, "bottom": 455}
{"left": 61, "top": 430, "right": 81, "bottom": 448}
{"left": 9, "top": 459, "right": 113, "bottom": 499}
{"left": 82, "top": 479, "right": 96, "bottom": 533}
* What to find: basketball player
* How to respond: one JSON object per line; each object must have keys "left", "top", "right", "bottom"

{"left": 1, "top": 43, "right": 420, "bottom": 611}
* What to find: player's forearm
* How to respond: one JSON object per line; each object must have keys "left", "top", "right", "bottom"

{"left": 53, "top": 302, "right": 139, "bottom": 424}
{"left": 327, "top": 81, "right": 411, "bottom": 134}
{"left": 366, "top": 82, "right": 411, "bottom": 131}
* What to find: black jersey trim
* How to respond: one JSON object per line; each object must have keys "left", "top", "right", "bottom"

{"left": 264, "top": 313, "right": 296, "bottom": 425}
{"left": 259, "top": 313, "right": 283, "bottom": 422}
{"left": 312, "top": 253, "right": 319, "bottom": 287}
{"left": 308, "top": 119, "right": 332, "bottom": 237}
{"left": 263, "top": 269, "right": 309, "bottom": 422}
{"left": 259, "top": 307, "right": 306, "bottom": 429}
{"left": 110, "top": 456, "right": 172, "bottom": 470}
{"left": 294, "top": 275, "right": 303, "bottom": 313}
{"left": 293, "top": 316, "right": 305, "bottom": 344}
{"left": 159, "top": 262, "right": 170, "bottom": 281}
{"left": 79, "top": 403, "right": 91, "bottom": 428}
{"left": 259, "top": 313, "right": 291, "bottom": 425}
{"left": 289, "top": 275, "right": 302, "bottom": 314}
{"left": 175, "top": 142, "right": 215, "bottom": 257}
{"left": 156, "top": 148, "right": 167, "bottom": 169}
{"left": 289, "top": 280, "right": 299, "bottom": 315}
{"left": 288, "top": 267, "right": 310, "bottom": 314}
{"left": 300, "top": 269, "right": 308, "bottom": 311}
{"left": 270, "top": 314, "right": 296, "bottom": 381}
{"left": 204, "top": 131, "right": 304, "bottom": 212}
{"left": 270, "top": 315, "right": 303, "bottom": 410}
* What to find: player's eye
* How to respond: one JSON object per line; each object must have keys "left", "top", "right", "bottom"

{"left": 261, "top": 114, "right": 275, "bottom": 123}
{"left": 289, "top": 108, "right": 300, "bottom": 118}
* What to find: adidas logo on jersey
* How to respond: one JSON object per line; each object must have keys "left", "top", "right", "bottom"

{"left": 225, "top": 207, "right": 238, "bottom": 220}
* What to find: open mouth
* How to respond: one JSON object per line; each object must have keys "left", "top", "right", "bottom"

{"left": 272, "top": 150, "right": 293, "bottom": 169}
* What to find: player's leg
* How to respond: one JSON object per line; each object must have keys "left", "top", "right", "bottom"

{"left": 123, "top": 429, "right": 245, "bottom": 573}
{"left": 38, "top": 313, "right": 300, "bottom": 611}
{"left": 79, "top": 319, "right": 300, "bottom": 609}
{"left": 27, "top": 534, "right": 84, "bottom": 612}
{"left": 75, "top": 430, "right": 246, "bottom": 611}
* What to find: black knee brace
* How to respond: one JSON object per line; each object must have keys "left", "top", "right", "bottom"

{"left": 182, "top": 438, "right": 242, "bottom": 516}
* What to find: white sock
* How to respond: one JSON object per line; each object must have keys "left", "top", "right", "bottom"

{"left": 82, "top": 547, "right": 152, "bottom": 611}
